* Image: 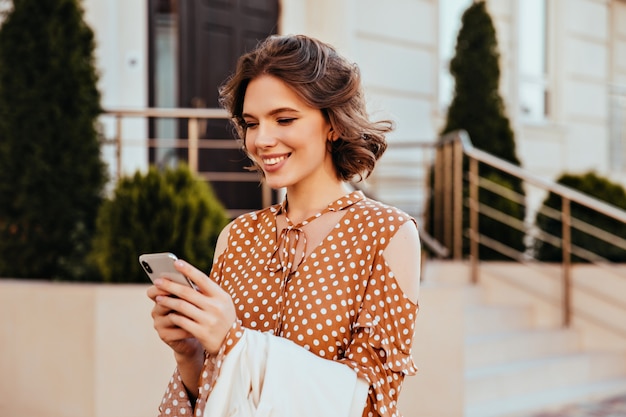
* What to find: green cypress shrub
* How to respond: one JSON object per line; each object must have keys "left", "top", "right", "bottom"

{"left": 438, "top": 1, "right": 526, "bottom": 260}
{"left": 535, "top": 172, "right": 626, "bottom": 262}
{"left": 0, "top": 0, "right": 106, "bottom": 280}
{"left": 90, "top": 165, "right": 230, "bottom": 283}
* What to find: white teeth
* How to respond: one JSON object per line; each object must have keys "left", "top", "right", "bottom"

{"left": 263, "top": 155, "right": 287, "bottom": 165}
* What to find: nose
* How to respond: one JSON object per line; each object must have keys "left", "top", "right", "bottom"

{"left": 251, "top": 121, "right": 277, "bottom": 149}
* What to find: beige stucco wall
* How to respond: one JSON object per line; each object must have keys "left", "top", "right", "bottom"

{"left": 399, "top": 279, "right": 465, "bottom": 417}
{"left": 0, "top": 282, "right": 174, "bottom": 417}
{"left": 0, "top": 274, "right": 465, "bottom": 417}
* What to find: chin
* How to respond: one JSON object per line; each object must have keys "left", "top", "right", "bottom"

{"left": 263, "top": 177, "right": 290, "bottom": 190}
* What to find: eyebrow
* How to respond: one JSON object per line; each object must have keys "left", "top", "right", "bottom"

{"left": 241, "top": 107, "right": 301, "bottom": 119}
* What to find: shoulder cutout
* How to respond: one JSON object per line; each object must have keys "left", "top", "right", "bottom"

{"left": 383, "top": 221, "right": 421, "bottom": 304}
{"left": 213, "top": 220, "right": 234, "bottom": 263}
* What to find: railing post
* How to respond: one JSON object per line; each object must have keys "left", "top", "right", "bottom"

{"left": 188, "top": 118, "right": 199, "bottom": 173}
{"left": 115, "top": 115, "right": 122, "bottom": 180}
{"left": 562, "top": 197, "right": 572, "bottom": 327}
{"left": 469, "top": 157, "right": 479, "bottom": 284}
{"left": 433, "top": 146, "right": 444, "bottom": 243}
{"left": 443, "top": 142, "right": 453, "bottom": 250}
{"left": 453, "top": 139, "right": 463, "bottom": 259}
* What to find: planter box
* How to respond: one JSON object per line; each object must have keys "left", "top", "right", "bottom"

{"left": 0, "top": 275, "right": 466, "bottom": 417}
{"left": 0, "top": 280, "right": 175, "bottom": 417}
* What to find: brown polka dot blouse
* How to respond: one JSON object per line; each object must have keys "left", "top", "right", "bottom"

{"left": 158, "top": 191, "right": 419, "bottom": 417}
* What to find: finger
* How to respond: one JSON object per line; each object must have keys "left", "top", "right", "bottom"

{"left": 152, "top": 301, "right": 175, "bottom": 318}
{"left": 147, "top": 285, "right": 171, "bottom": 301}
{"left": 155, "top": 293, "right": 204, "bottom": 324}
{"left": 174, "top": 259, "right": 223, "bottom": 296}
{"left": 166, "top": 311, "right": 210, "bottom": 342}
{"left": 155, "top": 294, "right": 225, "bottom": 342}
{"left": 153, "top": 279, "right": 221, "bottom": 332}
{"left": 155, "top": 322, "right": 195, "bottom": 345}
{"left": 153, "top": 276, "right": 200, "bottom": 301}
{"left": 152, "top": 305, "right": 195, "bottom": 339}
{"left": 156, "top": 320, "right": 194, "bottom": 341}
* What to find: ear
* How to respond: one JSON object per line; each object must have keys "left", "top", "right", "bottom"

{"left": 327, "top": 127, "right": 338, "bottom": 142}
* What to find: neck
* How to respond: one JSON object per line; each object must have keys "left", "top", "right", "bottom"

{"left": 284, "top": 181, "right": 350, "bottom": 224}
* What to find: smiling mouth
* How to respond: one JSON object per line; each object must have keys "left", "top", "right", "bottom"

{"left": 263, "top": 155, "right": 289, "bottom": 166}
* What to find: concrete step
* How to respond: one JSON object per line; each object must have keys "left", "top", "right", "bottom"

{"left": 457, "top": 262, "right": 626, "bottom": 417}
{"left": 466, "top": 328, "right": 582, "bottom": 369}
{"left": 462, "top": 285, "right": 486, "bottom": 305}
{"left": 465, "top": 377, "right": 626, "bottom": 417}
{"left": 465, "top": 304, "right": 534, "bottom": 336}
{"left": 466, "top": 351, "right": 626, "bottom": 405}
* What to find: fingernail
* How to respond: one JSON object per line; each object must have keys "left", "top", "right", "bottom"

{"left": 154, "top": 278, "right": 163, "bottom": 286}
{"left": 175, "top": 260, "right": 185, "bottom": 267}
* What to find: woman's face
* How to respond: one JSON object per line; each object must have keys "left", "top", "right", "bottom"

{"left": 241, "top": 75, "right": 337, "bottom": 191}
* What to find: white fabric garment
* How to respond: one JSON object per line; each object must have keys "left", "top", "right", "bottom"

{"left": 203, "top": 329, "right": 369, "bottom": 417}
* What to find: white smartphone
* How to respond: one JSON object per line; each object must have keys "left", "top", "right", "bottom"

{"left": 139, "top": 252, "right": 196, "bottom": 289}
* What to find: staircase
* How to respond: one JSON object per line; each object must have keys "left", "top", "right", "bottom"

{"left": 462, "top": 273, "right": 626, "bottom": 417}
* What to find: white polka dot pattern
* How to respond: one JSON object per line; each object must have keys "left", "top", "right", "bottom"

{"left": 157, "top": 191, "right": 419, "bottom": 417}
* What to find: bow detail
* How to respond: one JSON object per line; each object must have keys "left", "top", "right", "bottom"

{"left": 267, "top": 190, "right": 365, "bottom": 277}
{"left": 268, "top": 226, "right": 307, "bottom": 275}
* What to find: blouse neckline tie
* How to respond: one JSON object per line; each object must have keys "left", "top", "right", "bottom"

{"left": 268, "top": 190, "right": 365, "bottom": 275}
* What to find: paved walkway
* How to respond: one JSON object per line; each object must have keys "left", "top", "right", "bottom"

{"left": 527, "top": 393, "right": 626, "bottom": 417}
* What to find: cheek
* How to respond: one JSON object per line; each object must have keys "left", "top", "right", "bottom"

{"left": 243, "top": 131, "right": 256, "bottom": 154}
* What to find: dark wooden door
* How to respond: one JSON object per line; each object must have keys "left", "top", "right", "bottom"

{"left": 178, "top": 0, "right": 279, "bottom": 214}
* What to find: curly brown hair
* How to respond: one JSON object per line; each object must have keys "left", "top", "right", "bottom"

{"left": 219, "top": 34, "right": 393, "bottom": 181}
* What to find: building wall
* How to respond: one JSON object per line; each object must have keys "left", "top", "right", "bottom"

{"left": 560, "top": 0, "right": 610, "bottom": 173}
{"left": 280, "top": 0, "right": 439, "bottom": 218}
{"left": 609, "top": 0, "right": 626, "bottom": 184}
{"left": 82, "top": 0, "right": 149, "bottom": 179}
{"left": 487, "top": 0, "right": 625, "bottom": 182}
{"left": 614, "top": 0, "right": 626, "bottom": 87}
{"left": 480, "top": 0, "right": 626, "bottom": 213}
{"left": 79, "top": 0, "right": 626, "bottom": 212}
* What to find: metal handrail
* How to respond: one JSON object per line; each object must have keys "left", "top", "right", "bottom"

{"left": 461, "top": 132, "right": 626, "bottom": 223}
{"left": 431, "top": 129, "right": 626, "bottom": 330}
{"left": 100, "top": 107, "right": 272, "bottom": 216}
{"left": 102, "top": 107, "right": 230, "bottom": 179}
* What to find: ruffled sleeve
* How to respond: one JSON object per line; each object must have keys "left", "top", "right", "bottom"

{"left": 337, "top": 267, "right": 419, "bottom": 417}
{"left": 157, "top": 248, "right": 245, "bottom": 417}
{"left": 157, "top": 320, "right": 244, "bottom": 417}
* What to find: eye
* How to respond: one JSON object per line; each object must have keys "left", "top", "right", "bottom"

{"left": 242, "top": 120, "right": 258, "bottom": 130}
{"left": 277, "top": 118, "right": 295, "bottom": 125}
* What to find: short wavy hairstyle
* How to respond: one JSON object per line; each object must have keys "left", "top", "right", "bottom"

{"left": 219, "top": 34, "right": 393, "bottom": 182}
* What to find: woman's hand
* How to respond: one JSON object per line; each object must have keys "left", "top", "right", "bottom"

{"left": 146, "top": 259, "right": 237, "bottom": 355}
{"left": 147, "top": 282, "right": 203, "bottom": 359}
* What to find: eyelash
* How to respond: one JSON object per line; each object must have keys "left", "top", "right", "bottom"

{"left": 242, "top": 118, "right": 295, "bottom": 130}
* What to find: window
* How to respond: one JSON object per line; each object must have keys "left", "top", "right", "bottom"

{"left": 518, "top": 0, "right": 549, "bottom": 122}
{"left": 149, "top": 0, "right": 180, "bottom": 167}
{"left": 438, "top": 0, "right": 472, "bottom": 112}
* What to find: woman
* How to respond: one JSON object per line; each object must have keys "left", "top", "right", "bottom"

{"left": 147, "top": 34, "right": 421, "bottom": 417}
